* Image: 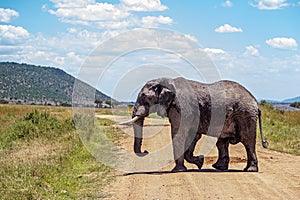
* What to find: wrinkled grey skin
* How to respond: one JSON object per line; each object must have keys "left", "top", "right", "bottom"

{"left": 132, "top": 77, "right": 267, "bottom": 172}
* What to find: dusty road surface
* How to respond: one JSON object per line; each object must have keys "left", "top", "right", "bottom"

{"left": 97, "top": 115, "right": 300, "bottom": 200}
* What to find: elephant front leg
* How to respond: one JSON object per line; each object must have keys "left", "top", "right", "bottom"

{"left": 171, "top": 126, "right": 187, "bottom": 173}
{"left": 212, "top": 138, "right": 229, "bottom": 170}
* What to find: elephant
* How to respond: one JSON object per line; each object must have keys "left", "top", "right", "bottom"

{"left": 120, "top": 77, "right": 268, "bottom": 172}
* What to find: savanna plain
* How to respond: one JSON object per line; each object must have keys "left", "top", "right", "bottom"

{"left": 0, "top": 103, "right": 299, "bottom": 199}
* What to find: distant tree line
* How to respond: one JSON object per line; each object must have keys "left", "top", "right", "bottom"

{"left": 95, "top": 100, "right": 120, "bottom": 108}
{"left": 261, "top": 99, "right": 300, "bottom": 110}
{"left": 290, "top": 102, "right": 300, "bottom": 108}
{"left": 0, "top": 99, "right": 9, "bottom": 104}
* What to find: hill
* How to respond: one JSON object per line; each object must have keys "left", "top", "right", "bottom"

{"left": 0, "top": 62, "right": 111, "bottom": 106}
{"left": 282, "top": 96, "right": 300, "bottom": 103}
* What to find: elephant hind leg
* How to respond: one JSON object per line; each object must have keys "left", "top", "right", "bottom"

{"left": 242, "top": 142, "right": 258, "bottom": 172}
{"left": 184, "top": 134, "right": 204, "bottom": 170}
{"left": 212, "top": 138, "right": 230, "bottom": 170}
{"left": 239, "top": 118, "right": 259, "bottom": 172}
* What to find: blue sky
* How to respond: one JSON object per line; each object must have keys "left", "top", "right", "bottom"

{"left": 0, "top": 0, "right": 299, "bottom": 101}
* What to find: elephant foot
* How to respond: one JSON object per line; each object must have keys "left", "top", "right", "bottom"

{"left": 171, "top": 165, "right": 187, "bottom": 173}
{"left": 184, "top": 154, "right": 204, "bottom": 170}
{"left": 212, "top": 163, "right": 228, "bottom": 170}
{"left": 243, "top": 164, "right": 258, "bottom": 172}
{"left": 212, "top": 157, "right": 229, "bottom": 170}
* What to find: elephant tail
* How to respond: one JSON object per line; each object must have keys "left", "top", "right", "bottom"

{"left": 258, "top": 108, "right": 268, "bottom": 148}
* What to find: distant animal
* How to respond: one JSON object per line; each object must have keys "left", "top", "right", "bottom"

{"left": 120, "top": 77, "right": 268, "bottom": 172}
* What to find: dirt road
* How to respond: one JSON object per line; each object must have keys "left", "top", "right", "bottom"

{"left": 97, "top": 115, "right": 300, "bottom": 200}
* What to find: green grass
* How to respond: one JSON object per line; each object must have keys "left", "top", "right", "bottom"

{"left": 96, "top": 106, "right": 130, "bottom": 116}
{"left": 0, "top": 105, "right": 118, "bottom": 199}
{"left": 260, "top": 103, "right": 300, "bottom": 155}
{"left": 1, "top": 103, "right": 299, "bottom": 199}
{"left": 0, "top": 109, "right": 74, "bottom": 149}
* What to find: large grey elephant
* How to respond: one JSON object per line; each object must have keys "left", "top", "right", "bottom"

{"left": 120, "top": 77, "right": 268, "bottom": 172}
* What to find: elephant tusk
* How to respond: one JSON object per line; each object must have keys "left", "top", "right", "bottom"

{"left": 118, "top": 116, "right": 141, "bottom": 125}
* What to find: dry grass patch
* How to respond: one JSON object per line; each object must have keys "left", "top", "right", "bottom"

{"left": 0, "top": 105, "right": 115, "bottom": 199}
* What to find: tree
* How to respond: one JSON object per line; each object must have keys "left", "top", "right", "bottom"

{"left": 60, "top": 102, "right": 71, "bottom": 107}
{"left": 290, "top": 102, "right": 300, "bottom": 108}
{"left": 0, "top": 99, "right": 9, "bottom": 104}
{"left": 95, "top": 100, "right": 103, "bottom": 108}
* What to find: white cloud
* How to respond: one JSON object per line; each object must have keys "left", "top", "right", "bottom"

{"left": 0, "top": 27, "right": 132, "bottom": 75}
{"left": 48, "top": 2, "right": 130, "bottom": 22}
{"left": 1, "top": 1, "right": 173, "bottom": 75}
{"left": 221, "top": 0, "right": 233, "bottom": 7}
{"left": 0, "top": 25, "right": 29, "bottom": 45}
{"left": 47, "top": 0, "right": 171, "bottom": 29}
{"left": 97, "top": 20, "right": 133, "bottom": 29}
{"left": 251, "top": 0, "right": 289, "bottom": 10}
{"left": 215, "top": 24, "right": 243, "bottom": 33}
{"left": 19, "top": 49, "right": 84, "bottom": 74}
{"left": 142, "top": 15, "right": 172, "bottom": 27}
{"left": 0, "top": 8, "right": 19, "bottom": 23}
{"left": 266, "top": 37, "right": 298, "bottom": 50}
{"left": 203, "top": 48, "right": 226, "bottom": 54}
{"left": 121, "top": 0, "right": 167, "bottom": 11}
{"left": 0, "top": 45, "right": 23, "bottom": 55}
{"left": 184, "top": 34, "right": 198, "bottom": 42}
{"left": 49, "top": 0, "right": 96, "bottom": 8}
{"left": 213, "top": 51, "right": 300, "bottom": 100}
{"left": 101, "top": 30, "right": 123, "bottom": 40}
{"left": 244, "top": 45, "right": 260, "bottom": 56}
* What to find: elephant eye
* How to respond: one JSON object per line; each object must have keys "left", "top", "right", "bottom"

{"left": 149, "top": 86, "right": 156, "bottom": 91}
{"left": 150, "top": 85, "right": 162, "bottom": 94}
{"left": 140, "top": 94, "right": 150, "bottom": 105}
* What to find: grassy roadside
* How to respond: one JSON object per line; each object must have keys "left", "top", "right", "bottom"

{"left": 0, "top": 103, "right": 299, "bottom": 199}
{"left": 260, "top": 103, "right": 300, "bottom": 155}
{"left": 0, "top": 105, "right": 118, "bottom": 199}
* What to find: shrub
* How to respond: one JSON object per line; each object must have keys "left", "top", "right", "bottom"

{"left": 0, "top": 109, "right": 75, "bottom": 149}
{"left": 260, "top": 100, "right": 274, "bottom": 110}
{"left": 60, "top": 102, "right": 72, "bottom": 107}
{"left": 290, "top": 102, "right": 300, "bottom": 108}
{"left": 0, "top": 99, "right": 9, "bottom": 104}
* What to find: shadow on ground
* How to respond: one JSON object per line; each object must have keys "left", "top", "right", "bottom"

{"left": 123, "top": 168, "right": 244, "bottom": 176}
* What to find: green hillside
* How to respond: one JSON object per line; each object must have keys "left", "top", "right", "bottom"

{"left": 0, "top": 62, "right": 110, "bottom": 105}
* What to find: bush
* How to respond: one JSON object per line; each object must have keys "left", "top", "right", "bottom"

{"left": 0, "top": 99, "right": 9, "bottom": 104}
{"left": 290, "top": 102, "right": 300, "bottom": 108}
{"left": 260, "top": 100, "right": 274, "bottom": 110}
{"left": 0, "top": 109, "right": 75, "bottom": 149}
{"left": 60, "top": 102, "right": 72, "bottom": 107}
{"left": 0, "top": 106, "right": 113, "bottom": 199}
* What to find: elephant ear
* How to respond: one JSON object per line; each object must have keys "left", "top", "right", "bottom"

{"left": 157, "top": 86, "right": 175, "bottom": 117}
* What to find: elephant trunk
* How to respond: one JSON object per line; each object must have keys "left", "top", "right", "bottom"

{"left": 133, "top": 113, "right": 149, "bottom": 156}
{"left": 133, "top": 118, "right": 143, "bottom": 154}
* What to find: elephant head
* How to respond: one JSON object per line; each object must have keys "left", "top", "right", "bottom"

{"left": 120, "top": 77, "right": 199, "bottom": 157}
{"left": 128, "top": 78, "right": 176, "bottom": 156}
